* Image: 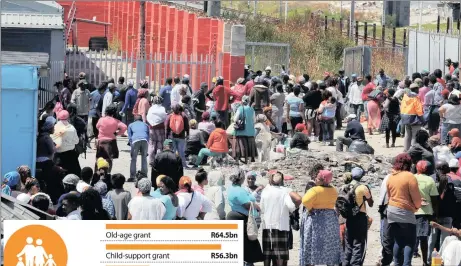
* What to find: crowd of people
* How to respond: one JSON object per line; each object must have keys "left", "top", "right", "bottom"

{"left": 1, "top": 63, "right": 461, "bottom": 266}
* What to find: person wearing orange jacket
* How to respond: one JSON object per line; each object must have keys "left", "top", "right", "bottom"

{"left": 400, "top": 83, "right": 424, "bottom": 151}
{"left": 193, "top": 120, "right": 229, "bottom": 167}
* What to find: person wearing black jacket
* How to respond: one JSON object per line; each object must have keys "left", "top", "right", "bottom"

{"left": 303, "top": 82, "right": 322, "bottom": 140}
{"left": 336, "top": 114, "right": 365, "bottom": 152}
{"left": 151, "top": 139, "right": 184, "bottom": 190}
{"left": 193, "top": 82, "right": 207, "bottom": 122}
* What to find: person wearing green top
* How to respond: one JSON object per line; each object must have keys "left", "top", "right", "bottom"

{"left": 414, "top": 160, "right": 439, "bottom": 265}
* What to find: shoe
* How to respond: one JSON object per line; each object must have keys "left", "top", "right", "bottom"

{"left": 126, "top": 177, "right": 136, "bottom": 182}
{"left": 391, "top": 143, "right": 395, "bottom": 148}
{"left": 328, "top": 142, "right": 335, "bottom": 147}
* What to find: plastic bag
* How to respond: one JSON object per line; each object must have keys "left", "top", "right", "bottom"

{"left": 247, "top": 202, "right": 259, "bottom": 241}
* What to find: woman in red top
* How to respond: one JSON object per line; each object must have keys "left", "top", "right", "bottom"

{"left": 361, "top": 74, "right": 376, "bottom": 121}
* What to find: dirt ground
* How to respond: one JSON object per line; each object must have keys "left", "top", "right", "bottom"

{"left": 78, "top": 122, "right": 422, "bottom": 265}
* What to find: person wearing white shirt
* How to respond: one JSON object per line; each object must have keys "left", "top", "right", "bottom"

{"left": 176, "top": 176, "right": 213, "bottom": 220}
{"left": 204, "top": 171, "right": 226, "bottom": 220}
{"left": 146, "top": 96, "right": 168, "bottom": 163}
{"left": 102, "top": 83, "right": 116, "bottom": 116}
{"left": 346, "top": 75, "right": 364, "bottom": 119}
{"left": 259, "top": 172, "right": 301, "bottom": 266}
{"left": 128, "top": 178, "right": 166, "bottom": 220}
{"left": 170, "top": 77, "right": 183, "bottom": 108}
{"left": 53, "top": 110, "right": 81, "bottom": 175}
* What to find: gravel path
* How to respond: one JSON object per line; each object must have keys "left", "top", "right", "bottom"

{"left": 79, "top": 122, "right": 422, "bottom": 265}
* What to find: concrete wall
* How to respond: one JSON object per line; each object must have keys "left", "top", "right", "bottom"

{"left": 59, "top": 1, "right": 245, "bottom": 89}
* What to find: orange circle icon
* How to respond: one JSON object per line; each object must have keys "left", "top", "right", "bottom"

{"left": 4, "top": 225, "right": 68, "bottom": 266}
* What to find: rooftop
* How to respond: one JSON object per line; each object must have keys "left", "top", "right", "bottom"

{"left": 1, "top": 1, "right": 64, "bottom": 29}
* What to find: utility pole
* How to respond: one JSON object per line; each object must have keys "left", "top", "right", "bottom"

{"left": 253, "top": 0, "right": 257, "bottom": 17}
{"left": 350, "top": 0, "right": 355, "bottom": 37}
{"left": 279, "top": 0, "right": 283, "bottom": 20}
{"left": 138, "top": 1, "right": 146, "bottom": 79}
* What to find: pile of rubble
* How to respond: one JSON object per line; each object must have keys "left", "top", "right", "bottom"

{"left": 249, "top": 150, "right": 394, "bottom": 192}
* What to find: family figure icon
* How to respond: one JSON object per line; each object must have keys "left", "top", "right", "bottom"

{"left": 16, "top": 237, "right": 57, "bottom": 266}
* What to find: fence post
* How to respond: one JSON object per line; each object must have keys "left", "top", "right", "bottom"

{"left": 347, "top": 18, "right": 350, "bottom": 37}
{"left": 456, "top": 17, "right": 460, "bottom": 33}
{"left": 340, "top": 18, "right": 344, "bottom": 34}
{"left": 332, "top": 18, "right": 335, "bottom": 29}
{"left": 392, "top": 27, "right": 396, "bottom": 48}
{"left": 447, "top": 17, "right": 450, "bottom": 34}
{"left": 364, "top": 22, "right": 368, "bottom": 44}
{"left": 437, "top": 15, "right": 440, "bottom": 33}
{"left": 403, "top": 28, "right": 407, "bottom": 47}
{"left": 324, "top": 16, "right": 328, "bottom": 31}
{"left": 355, "top": 21, "right": 359, "bottom": 45}
{"left": 381, "top": 26, "right": 385, "bottom": 47}
{"left": 372, "top": 23, "right": 376, "bottom": 45}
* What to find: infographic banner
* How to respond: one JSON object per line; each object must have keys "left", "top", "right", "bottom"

{"left": 3, "top": 220, "right": 244, "bottom": 266}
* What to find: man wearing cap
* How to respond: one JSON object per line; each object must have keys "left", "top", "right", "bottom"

{"left": 192, "top": 82, "right": 208, "bottom": 122}
{"left": 347, "top": 74, "right": 364, "bottom": 119}
{"left": 336, "top": 113, "right": 365, "bottom": 152}
{"left": 151, "top": 139, "right": 184, "bottom": 187}
{"left": 128, "top": 178, "right": 165, "bottom": 220}
{"left": 344, "top": 167, "right": 373, "bottom": 266}
{"left": 182, "top": 74, "right": 193, "bottom": 96}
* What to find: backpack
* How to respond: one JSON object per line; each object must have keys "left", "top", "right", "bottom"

{"left": 169, "top": 113, "right": 185, "bottom": 134}
{"left": 335, "top": 182, "right": 364, "bottom": 219}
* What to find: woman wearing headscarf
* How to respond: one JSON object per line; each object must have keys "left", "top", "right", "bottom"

{"left": 133, "top": 87, "right": 151, "bottom": 123}
{"left": 198, "top": 111, "right": 216, "bottom": 134}
{"left": 408, "top": 129, "right": 435, "bottom": 175}
{"left": 204, "top": 170, "right": 226, "bottom": 220}
{"left": 254, "top": 114, "right": 272, "bottom": 162}
{"left": 380, "top": 88, "right": 400, "bottom": 148}
{"left": 232, "top": 95, "right": 258, "bottom": 164}
{"left": 439, "top": 94, "right": 461, "bottom": 145}
{"left": 53, "top": 110, "right": 81, "bottom": 176}
{"left": 36, "top": 115, "right": 56, "bottom": 195}
{"left": 185, "top": 119, "right": 207, "bottom": 160}
{"left": 16, "top": 165, "right": 33, "bottom": 194}
{"left": 231, "top": 77, "right": 247, "bottom": 113}
{"left": 96, "top": 104, "right": 128, "bottom": 173}
{"left": 146, "top": 96, "right": 167, "bottom": 164}
{"left": 290, "top": 123, "right": 310, "bottom": 151}
{"left": 300, "top": 170, "right": 341, "bottom": 266}
{"left": 366, "top": 85, "right": 383, "bottom": 135}
{"left": 226, "top": 168, "right": 264, "bottom": 266}
{"left": 176, "top": 176, "right": 212, "bottom": 220}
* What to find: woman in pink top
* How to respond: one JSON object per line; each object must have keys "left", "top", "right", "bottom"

{"left": 133, "top": 86, "right": 151, "bottom": 123}
{"left": 418, "top": 77, "right": 431, "bottom": 105}
{"left": 96, "top": 104, "right": 127, "bottom": 172}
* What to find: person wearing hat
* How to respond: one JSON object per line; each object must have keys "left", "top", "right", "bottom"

{"left": 120, "top": 80, "right": 138, "bottom": 126}
{"left": 182, "top": 75, "right": 193, "bottom": 96}
{"left": 151, "top": 139, "right": 184, "bottom": 188}
{"left": 250, "top": 76, "right": 270, "bottom": 115}
{"left": 346, "top": 74, "right": 364, "bottom": 120}
{"left": 262, "top": 66, "right": 272, "bottom": 80}
{"left": 336, "top": 113, "right": 365, "bottom": 152}
{"left": 53, "top": 110, "right": 81, "bottom": 179}
{"left": 231, "top": 78, "right": 246, "bottom": 106}
{"left": 94, "top": 181, "right": 116, "bottom": 219}
{"left": 55, "top": 174, "right": 80, "bottom": 216}
{"left": 343, "top": 167, "right": 373, "bottom": 266}
{"left": 421, "top": 70, "right": 430, "bottom": 78}
{"left": 128, "top": 178, "right": 166, "bottom": 220}
{"left": 338, "top": 69, "right": 350, "bottom": 97}
{"left": 439, "top": 94, "right": 461, "bottom": 145}
{"left": 244, "top": 73, "right": 257, "bottom": 96}
{"left": 170, "top": 76, "right": 184, "bottom": 108}
{"left": 400, "top": 83, "right": 424, "bottom": 151}
{"left": 71, "top": 79, "right": 91, "bottom": 121}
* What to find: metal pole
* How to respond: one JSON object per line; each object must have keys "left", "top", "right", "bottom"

{"left": 382, "top": 0, "right": 386, "bottom": 26}
{"left": 253, "top": 0, "right": 257, "bottom": 17}
{"left": 350, "top": 0, "right": 355, "bottom": 38}
{"left": 138, "top": 1, "right": 146, "bottom": 79}
{"left": 284, "top": 1, "right": 288, "bottom": 24}
{"left": 419, "top": 1, "right": 423, "bottom": 31}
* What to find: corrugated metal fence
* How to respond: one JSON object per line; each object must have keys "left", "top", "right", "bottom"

{"left": 38, "top": 61, "right": 64, "bottom": 109}
{"left": 343, "top": 46, "right": 408, "bottom": 80}
{"left": 64, "top": 50, "right": 219, "bottom": 93}
{"left": 246, "top": 42, "right": 290, "bottom": 75}
{"left": 407, "top": 29, "right": 461, "bottom": 75}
